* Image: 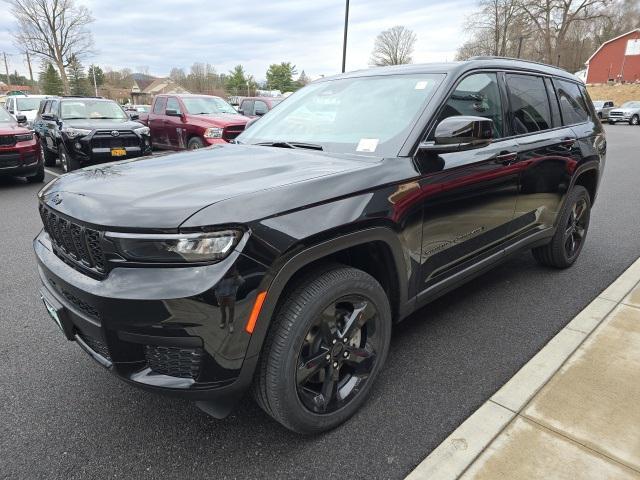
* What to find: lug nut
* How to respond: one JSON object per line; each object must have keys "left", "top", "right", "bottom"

{"left": 333, "top": 362, "right": 338, "bottom": 368}
{"left": 343, "top": 337, "right": 348, "bottom": 343}
{"left": 332, "top": 339, "right": 337, "bottom": 344}
{"left": 343, "top": 351, "right": 349, "bottom": 358}
{"left": 325, "top": 354, "right": 331, "bottom": 360}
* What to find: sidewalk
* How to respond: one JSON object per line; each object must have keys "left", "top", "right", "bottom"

{"left": 407, "top": 258, "right": 640, "bottom": 480}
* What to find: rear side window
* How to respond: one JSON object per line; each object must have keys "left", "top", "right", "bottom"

{"left": 435, "top": 72, "right": 504, "bottom": 138}
{"left": 153, "top": 97, "right": 167, "bottom": 114}
{"left": 505, "top": 74, "right": 552, "bottom": 134}
{"left": 555, "top": 79, "right": 589, "bottom": 125}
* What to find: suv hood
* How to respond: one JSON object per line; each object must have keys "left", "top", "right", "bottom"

{"left": 40, "top": 144, "right": 371, "bottom": 229}
{"left": 63, "top": 118, "right": 146, "bottom": 130}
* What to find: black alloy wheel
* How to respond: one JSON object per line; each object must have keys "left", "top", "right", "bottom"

{"left": 296, "top": 295, "right": 380, "bottom": 414}
{"left": 563, "top": 197, "right": 588, "bottom": 261}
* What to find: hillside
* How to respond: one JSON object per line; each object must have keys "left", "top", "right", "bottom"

{"left": 587, "top": 83, "right": 640, "bottom": 104}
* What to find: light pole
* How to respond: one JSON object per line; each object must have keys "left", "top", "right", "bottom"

{"left": 341, "top": 0, "right": 349, "bottom": 73}
{"left": 91, "top": 64, "right": 98, "bottom": 96}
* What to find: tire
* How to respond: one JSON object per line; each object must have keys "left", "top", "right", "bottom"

{"left": 40, "top": 140, "right": 57, "bottom": 167}
{"left": 59, "top": 144, "right": 80, "bottom": 172}
{"left": 253, "top": 264, "right": 392, "bottom": 434}
{"left": 532, "top": 186, "right": 591, "bottom": 269}
{"left": 597, "top": 112, "right": 602, "bottom": 119}
{"left": 26, "top": 161, "right": 45, "bottom": 183}
{"left": 187, "top": 137, "right": 205, "bottom": 150}
{"left": 608, "top": 121, "right": 615, "bottom": 125}
{"left": 630, "top": 115, "right": 639, "bottom": 126}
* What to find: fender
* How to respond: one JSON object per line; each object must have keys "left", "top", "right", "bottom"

{"left": 243, "top": 227, "right": 411, "bottom": 360}
{"left": 553, "top": 160, "right": 601, "bottom": 230}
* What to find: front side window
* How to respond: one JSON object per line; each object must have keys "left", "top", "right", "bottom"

{"left": 181, "top": 96, "right": 237, "bottom": 115}
{"left": 166, "top": 97, "right": 181, "bottom": 114}
{"left": 555, "top": 79, "right": 589, "bottom": 125}
{"left": 506, "top": 74, "right": 552, "bottom": 134}
{"left": 239, "top": 73, "right": 445, "bottom": 156}
{"left": 435, "top": 72, "right": 503, "bottom": 138}
{"left": 153, "top": 97, "right": 167, "bottom": 114}
{"left": 255, "top": 100, "right": 269, "bottom": 115}
{"left": 60, "top": 100, "right": 128, "bottom": 120}
{"left": 241, "top": 99, "right": 255, "bottom": 116}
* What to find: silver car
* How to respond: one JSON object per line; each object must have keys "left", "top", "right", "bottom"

{"left": 608, "top": 101, "right": 640, "bottom": 125}
{"left": 592, "top": 100, "right": 615, "bottom": 119}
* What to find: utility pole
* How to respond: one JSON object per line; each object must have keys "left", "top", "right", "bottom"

{"left": 25, "top": 51, "right": 34, "bottom": 83}
{"left": 3, "top": 52, "right": 10, "bottom": 87}
{"left": 517, "top": 36, "right": 524, "bottom": 58}
{"left": 341, "top": 0, "right": 350, "bottom": 73}
{"left": 91, "top": 64, "right": 98, "bottom": 96}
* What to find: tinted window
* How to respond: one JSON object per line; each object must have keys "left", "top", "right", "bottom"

{"left": 555, "top": 79, "right": 589, "bottom": 125}
{"left": 166, "top": 97, "right": 181, "bottom": 114}
{"left": 255, "top": 100, "right": 268, "bottom": 115}
{"left": 506, "top": 74, "right": 552, "bottom": 134}
{"left": 436, "top": 72, "right": 504, "bottom": 138}
{"left": 153, "top": 97, "right": 167, "bottom": 114}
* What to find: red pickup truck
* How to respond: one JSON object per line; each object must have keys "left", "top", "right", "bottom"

{"left": 139, "top": 94, "right": 249, "bottom": 150}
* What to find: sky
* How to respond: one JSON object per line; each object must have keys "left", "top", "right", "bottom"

{"left": 0, "top": 0, "right": 475, "bottom": 82}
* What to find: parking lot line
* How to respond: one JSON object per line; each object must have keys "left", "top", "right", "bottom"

{"left": 45, "top": 169, "right": 60, "bottom": 177}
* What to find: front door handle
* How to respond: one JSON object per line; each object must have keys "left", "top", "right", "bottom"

{"left": 496, "top": 151, "right": 518, "bottom": 165}
{"left": 561, "top": 137, "right": 577, "bottom": 148}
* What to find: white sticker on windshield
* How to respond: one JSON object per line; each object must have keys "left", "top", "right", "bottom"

{"left": 414, "top": 81, "right": 429, "bottom": 90}
{"left": 356, "top": 138, "right": 379, "bottom": 153}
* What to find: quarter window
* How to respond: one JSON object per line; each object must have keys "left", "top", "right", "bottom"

{"left": 555, "top": 79, "right": 589, "bottom": 125}
{"left": 506, "top": 74, "right": 552, "bottom": 134}
{"left": 435, "top": 72, "right": 504, "bottom": 138}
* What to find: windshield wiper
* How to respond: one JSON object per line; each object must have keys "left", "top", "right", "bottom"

{"left": 256, "top": 141, "right": 323, "bottom": 151}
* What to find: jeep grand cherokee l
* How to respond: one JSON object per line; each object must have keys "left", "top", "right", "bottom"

{"left": 0, "top": 106, "right": 43, "bottom": 182}
{"left": 34, "top": 58, "right": 605, "bottom": 434}
{"left": 38, "top": 97, "right": 152, "bottom": 172}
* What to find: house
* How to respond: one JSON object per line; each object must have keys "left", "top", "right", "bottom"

{"left": 585, "top": 28, "right": 640, "bottom": 84}
{"left": 131, "top": 78, "right": 190, "bottom": 104}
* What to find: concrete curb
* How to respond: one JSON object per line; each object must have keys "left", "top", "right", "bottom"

{"left": 405, "top": 256, "right": 640, "bottom": 480}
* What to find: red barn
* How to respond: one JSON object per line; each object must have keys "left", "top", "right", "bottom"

{"left": 585, "top": 29, "right": 640, "bottom": 84}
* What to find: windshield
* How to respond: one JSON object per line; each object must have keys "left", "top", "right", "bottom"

{"left": 621, "top": 101, "right": 640, "bottom": 108}
{"left": 182, "top": 97, "right": 237, "bottom": 115}
{"left": 16, "top": 98, "right": 41, "bottom": 111}
{"left": 238, "top": 73, "right": 445, "bottom": 156}
{"left": 592, "top": 101, "right": 604, "bottom": 108}
{"left": 0, "top": 108, "right": 15, "bottom": 123}
{"left": 61, "top": 100, "right": 128, "bottom": 120}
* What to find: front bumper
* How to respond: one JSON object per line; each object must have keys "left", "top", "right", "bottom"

{"left": 34, "top": 230, "right": 267, "bottom": 409}
{"left": 0, "top": 142, "right": 40, "bottom": 177}
{"left": 64, "top": 132, "right": 153, "bottom": 166}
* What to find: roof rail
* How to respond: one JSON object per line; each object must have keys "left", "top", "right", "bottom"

{"left": 61, "top": 95, "right": 104, "bottom": 99}
{"left": 468, "top": 56, "right": 568, "bottom": 71}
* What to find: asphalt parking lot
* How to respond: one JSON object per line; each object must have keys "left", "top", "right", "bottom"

{"left": 2, "top": 124, "right": 639, "bottom": 480}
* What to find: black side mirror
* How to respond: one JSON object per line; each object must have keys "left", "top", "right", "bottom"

{"left": 16, "top": 114, "right": 27, "bottom": 124}
{"left": 41, "top": 113, "right": 56, "bottom": 121}
{"left": 165, "top": 109, "right": 182, "bottom": 117}
{"left": 237, "top": 109, "right": 244, "bottom": 115}
{"left": 130, "top": 113, "right": 139, "bottom": 120}
{"left": 419, "top": 116, "right": 493, "bottom": 154}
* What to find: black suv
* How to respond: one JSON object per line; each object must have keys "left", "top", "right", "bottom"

{"left": 34, "top": 58, "right": 605, "bottom": 434}
{"left": 37, "top": 97, "right": 152, "bottom": 172}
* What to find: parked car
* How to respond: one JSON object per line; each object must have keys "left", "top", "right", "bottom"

{"left": 34, "top": 58, "right": 604, "bottom": 434}
{"left": 4, "top": 94, "right": 53, "bottom": 129}
{"left": 0, "top": 106, "right": 43, "bottom": 182}
{"left": 592, "top": 100, "right": 614, "bottom": 119}
{"left": 124, "top": 104, "right": 151, "bottom": 113}
{"left": 138, "top": 94, "right": 248, "bottom": 150}
{"left": 237, "top": 96, "right": 284, "bottom": 117}
{"left": 37, "top": 97, "right": 152, "bottom": 172}
{"left": 607, "top": 101, "right": 640, "bottom": 125}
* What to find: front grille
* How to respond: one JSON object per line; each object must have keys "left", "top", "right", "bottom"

{"left": 0, "top": 135, "right": 16, "bottom": 147}
{"left": 79, "top": 332, "right": 111, "bottom": 361}
{"left": 223, "top": 124, "right": 245, "bottom": 141}
{"left": 0, "top": 152, "right": 20, "bottom": 168}
{"left": 91, "top": 131, "right": 140, "bottom": 149}
{"left": 609, "top": 111, "right": 623, "bottom": 117}
{"left": 144, "top": 345, "right": 203, "bottom": 379}
{"left": 40, "top": 205, "right": 107, "bottom": 276}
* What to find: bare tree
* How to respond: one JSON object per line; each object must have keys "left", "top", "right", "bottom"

{"left": 370, "top": 26, "right": 417, "bottom": 66}
{"left": 6, "top": 0, "right": 94, "bottom": 93}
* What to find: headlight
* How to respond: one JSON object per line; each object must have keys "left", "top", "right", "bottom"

{"left": 63, "top": 127, "right": 92, "bottom": 139}
{"left": 134, "top": 126, "right": 150, "bottom": 136}
{"left": 106, "top": 230, "right": 241, "bottom": 263}
{"left": 15, "top": 133, "right": 34, "bottom": 142}
{"left": 203, "top": 127, "right": 223, "bottom": 139}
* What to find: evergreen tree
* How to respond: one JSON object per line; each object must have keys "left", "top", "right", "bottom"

{"left": 225, "top": 65, "right": 255, "bottom": 95}
{"left": 39, "top": 62, "right": 64, "bottom": 96}
{"left": 265, "top": 62, "right": 298, "bottom": 92}
{"left": 66, "top": 54, "right": 90, "bottom": 96}
{"left": 87, "top": 65, "right": 105, "bottom": 88}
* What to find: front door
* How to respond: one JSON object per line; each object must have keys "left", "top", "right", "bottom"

{"left": 416, "top": 72, "right": 520, "bottom": 293}
{"left": 165, "top": 97, "right": 185, "bottom": 149}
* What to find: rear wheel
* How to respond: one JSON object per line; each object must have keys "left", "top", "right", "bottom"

{"left": 253, "top": 265, "right": 391, "bottom": 434}
{"left": 532, "top": 186, "right": 591, "bottom": 268}
{"left": 187, "top": 137, "right": 205, "bottom": 149}
{"left": 630, "top": 115, "right": 639, "bottom": 126}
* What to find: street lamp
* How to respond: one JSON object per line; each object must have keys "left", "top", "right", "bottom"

{"left": 341, "top": 0, "right": 349, "bottom": 73}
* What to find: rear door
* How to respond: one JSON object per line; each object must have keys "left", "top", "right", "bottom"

{"left": 506, "top": 73, "right": 582, "bottom": 234}
{"left": 149, "top": 97, "right": 168, "bottom": 147}
{"left": 416, "top": 71, "right": 521, "bottom": 291}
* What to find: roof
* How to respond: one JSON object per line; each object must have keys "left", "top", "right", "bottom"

{"left": 155, "top": 93, "right": 219, "bottom": 99}
{"left": 323, "top": 57, "right": 578, "bottom": 82}
{"left": 586, "top": 28, "right": 640, "bottom": 65}
{"left": 133, "top": 79, "right": 155, "bottom": 91}
{"left": 137, "top": 78, "right": 190, "bottom": 95}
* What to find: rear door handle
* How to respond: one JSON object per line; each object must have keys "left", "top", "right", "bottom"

{"left": 496, "top": 151, "right": 518, "bottom": 165}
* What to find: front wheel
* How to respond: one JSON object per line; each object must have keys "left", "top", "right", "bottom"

{"left": 59, "top": 144, "right": 80, "bottom": 172}
{"left": 187, "top": 137, "right": 205, "bottom": 149}
{"left": 253, "top": 265, "right": 391, "bottom": 434}
{"left": 630, "top": 115, "right": 639, "bottom": 126}
{"left": 532, "top": 186, "right": 591, "bottom": 268}
{"left": 26, "top": 161, "right": 45, "bottom": 183}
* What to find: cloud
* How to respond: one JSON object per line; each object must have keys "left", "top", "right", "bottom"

{"left": 0, "top": 0, "right": 474, "bottom": 81}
